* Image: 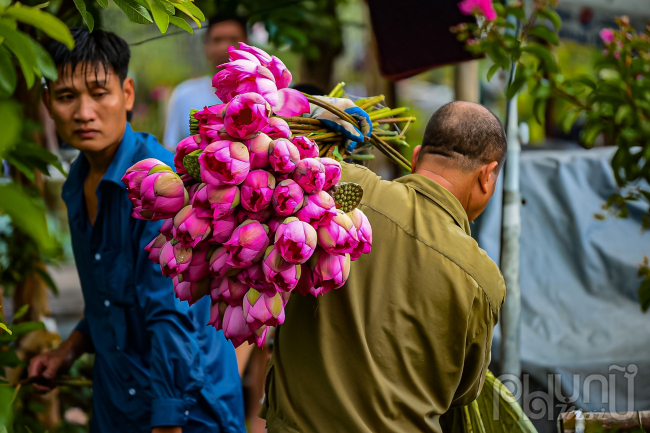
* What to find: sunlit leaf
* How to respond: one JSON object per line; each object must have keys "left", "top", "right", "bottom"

{"left": 0, "top": 323, "right": 11, "bottom": 336}
{"left": 487, "top": 64, "right": 501, "bottom": 82}
{"left": 537, "top": 9, "right": 561, "bottom": 31}
{"left": 96, "top": 0, "right": 108, "bottom": 8}
{"left": 113, "top": 0, "right": 153, "bottom": 24}
{"left": 31, "top": 39, "right": 57, "bottom": 80}
{"left": 169, "top": 16, "right": 192, "bottom": 33}
{"left": 0, "top": 23, "right": 37, "bottom": 88}
{"left": 12, "top": 305, "right": 29, "bottom": 322}
{"left": 5, "top": 3, "right": 74, "bottom": 49}
{"left": 148, "top": 0, "right": 170, "bottom": 33}
{"left": 72, "top": 0, "right": 94, "bottom": 32}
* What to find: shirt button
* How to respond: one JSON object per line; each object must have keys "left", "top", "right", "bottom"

{"left": 104, "top": 300, "right": 110, "bottom": 307}
{"left": 128, "top": 388, "right": 136, "bottom": 396}
{"left": 95, "top": 253, "right": 101, "bottom": 261}
{"left": 184, "top": 411, "right": 189, "bottom": 416}
{"left": 116, "top": 345, "right": 121, "bottom": 351}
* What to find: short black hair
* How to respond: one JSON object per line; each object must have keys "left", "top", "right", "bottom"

{"left": 206, "top": 13, "right": 248, "bottom": 37}
{"left": 44, "top": 27, "right": 130, "bottom": 85}
{"left": 419, "top": 101, "right": 507, "bottom": 171}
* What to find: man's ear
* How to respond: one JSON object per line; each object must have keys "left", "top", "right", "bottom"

{"left": 478, "top": 161, "right": 500, "bottom": 194}
{"left": 42, "top": 87, "right": 53, "bottom": 118}
{"left": 123, "top": 77, "right": 135, "bottom": 111}
{"left": 411, "top": 145, "right": 421, "bottom": 173}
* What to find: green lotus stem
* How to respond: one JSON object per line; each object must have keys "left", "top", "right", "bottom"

{"left": 311, "top": 132, "right": 340, "bottom": 141}
{"left": 289, "top": 124, "right": 322, "bottom": 131}
{"left": 357, "top": 95, "right": 385, "bottom": 110}
{"left": 347, "top": 153, "right": 376, "bottom": 160}
{"left": 368, "top": 107, "right": 390, "bottom": 118}
{"left": 328, "top": 82, "right": 346, "bottom": 98}
{"left": 189, "top": 108, "right": 199, "bottom": 135}
{"left": 373, "top": 130, "right": 398, "bottom": 137}
{"left": 279, "top": 116, "right": 322, "bottom": 125}
{"left": 371, "top": 134, "right": 412, "bottom": 169}
{"left": 369, "top": 107, "right": 410, "bottom": 120}
{"left": 375, "top": 117, "right": 417, "bottom": 124}
{"left": 383, "top": 137, "right": 409, "bottom": 146}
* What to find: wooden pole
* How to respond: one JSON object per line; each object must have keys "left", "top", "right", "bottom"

{"left": 454, "top": 60, "right": 480, "bottom": 103}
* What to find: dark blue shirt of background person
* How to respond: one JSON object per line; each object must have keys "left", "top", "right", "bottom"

{"left": 28, "top": 28, "right": 244, "bottom": 433}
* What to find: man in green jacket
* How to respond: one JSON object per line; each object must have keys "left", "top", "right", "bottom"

{"left": 261, "top": 101, "right": 508, "bottom": 432}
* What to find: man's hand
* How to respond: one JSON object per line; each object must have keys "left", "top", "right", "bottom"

{"left": 152, "top": 427, "right": 182, "bottom": 433}
{"left": 28, "top": 330, "right": 90, "bottom": 393}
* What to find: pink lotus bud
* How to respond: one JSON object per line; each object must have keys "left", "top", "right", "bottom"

{"left": 159, "top": 218, "right": 174, "bottom": 240}
{"left": 179, "top": 243, "right": 211, "bottom": 282}
{"left": 262, "top": 117, "right": 291, "bottom": 139}
{"left": 237, "top": 263, "right": 273, "bottom": 293}
{"left": 348, "top": 208, "right": 372, "bottom": 261}
{"left": 274, "top": 217, "right": 318, "bottom": 264}
{"left": 319, "top": 157, "right": 342, "bottom": 190}
{"left": 244, "top": 133, "right": 272, "bottom": 169}
{"left": 144, "top": 233, "right": 167, "bottom": 264}
{"left": 600, "top": 28, "right": 615, "bottom": 44}
{"left": 194, "top": 104, "right": 226, "bottom": 142}
{"left": 159, "top": 241, "right": 192, "bottom": 278}
{"left": 243, "top": 289, "right": 285, "bottom": 328}
{"left": 221, "top": 304, "right": 257, "bottom": 348}
{"left": 213, "top": 59, "right": 278, "bottom": 106}
{"left": 241, "top": 170, "right": 276, "bottom": 212}
{"left": 199, "top": 140, "right": 250, "bottom": 186}
{"left": 212, "top": 212, "right": 238, "bottom": 244}
{"left": 224, "top": 92, "right": 271, "bottom": 140}
{"left": 262, "top": 246, "right": 301, "bottom": 292}
{"left": 230, "top": 43, "right": 272, "bottom": 65}
{"left": 236, "top": 208, "right": 273, "bottom": 225}
{"left": 269, "top": 139, "right": 300, "bottom": 173}
{"left": 209, "top": 246, "right": 237, "bottom": 278}
{"left": 173, "top": 274, "right": 211, "bottom": 305}
{"left": 208, "top": 300, "right": 228, "bottom": 329}
{"left": 317, "top": 209, "right": 359, "bottom": 255}
{"left": 210, "top": 276, "right": 249, "bottom": 305}
{"left": 172, "top": 205, "right": 212, "bottom": 248}
{"left": 138, "top": 166, "right": 189, "bottom": 220}
{"left": 191, "top": 183, "right": 241, "bottom": 219}
{"left": 122, "top": 158, "right": 166, "bottom": 205}
{"left": 174, "top": 135, "right": 205, "bottom": 175}
{"left": 275, "top": 172, "right": 292, "bottom": 182}
{"left": 294, "top": 263, "right": 321, "bottom": 297}
{"left": 266, "top": 216, "right": 286, "bottom": 238}
{"left": 313, "top": 249, "right": 350, "bottom": 295}
{"left": 295, "top": 190, "right": 337, "bottom": 227}
{"left": 224, "top": 220, "right": 270, "bottom": 268}
{"left": 291, "top": 136, "right": 319, "bottom": 159}
{"left": 293, "top": 158, "right": 326, "bottom": 194}
{"left": 186, "top": 183, "right": 201, "bottom": 202}
{"left": 458, "top": 0, "right": 497, "bottom": 21}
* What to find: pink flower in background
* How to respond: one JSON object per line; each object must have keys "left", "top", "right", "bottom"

{"left": 319, "top": 157, "right": 342, "bottom": 190}
{"left": 262, "top": 117, "right": 292, "bottom": 139}
{"left": 236, "top": 208, "right": 273, "bottom": 225}
{"left": 179, "top": 243, "right": 211, "bottom": 282}
{"left": 144, "top": 234, "right": 167, "bottom": 264}
{"left": 348, "top": 208, "right": 372, "bottom": 260}
{"left": 159, "top": 241, "right": 192, "bottom": 278}
{"left": 138, "top": 166, "right": 188, "bottom": 221}
{"left": 191, "top": 184, "right": 241, "bottom": 220}
{"left": 269, "top": 139, "right": 301, "bottom": 173}
{"left": 121, "top": 158, "right": 166, "bottom": 205}
{"left": 174, "top": 135, "right": 205, "bottom": 175}
{"left": 274, "top": 217, "right": 318, "bottom": 264}
{"left": 209, "top": 246, "right": 236, "bottom": 278}
{"left": 173, "top": 275, "right": 211, "bottom": 305}
{"left": 293, "top": 158, "right": 326, "bottom": 194}
{"left": 212, "top": 212, "right": 238, "bottom": 244}
{"left": 199, "top": 140, "right": 250, "bottom": 186}
{"left": 266, "top": 216, "right": 285, "bottom": 238}
{"left": 208, "top": 300, "right": 227, "bottom": 329}
{"left": 458, "top": 0, "right": 497, "bottom": 20}
{"left": 241, "top": 170, "right": 276, "bottom": 212}
{"left": 295, "top": 190, "right": 337, "bottom": 227}
{"left": 237, "top": 262, "right": 272, "bottom": 292}
{"left": 221, "top": 304, "right": 256, "bottom": 347}
{"left": 245, "top": 133, "right": 272, "bottom": 169}
{"left": 172, "top": 205, "right": 212, "bottom": 248}
{"left": 261, "top": 246, "right": 301, "bottom": 292}
{"left": 292, "top": 136, "right": 319, "bottom": 159}
{"left": 210, "top": 276, "right": 249, "bottom": 305}
{"left": 224, "top": 93, "right": 271, "bottom": 140}
{"left": 272, "top": 180, "right": 305, "bottom": 216}
{"left": 194, "top": 104, "right": 226, "bottom": 142}
{"left": 317, "top": 210, "right": 359, "bottom": 255}
{"left": 293, "top": 263, "right": 320, "bottom": 297}
{"left": 159, "top": 218, "right": 174, "bottom": 239}
{"left": 243, "top": 289, "right": 286, "bottom": 327}
{"left": 313, "top": 249, "right": 350, "bottom": 295}
{"left": 225, "top": 220, "right": 270, "bottom": 268}
{"left": 600, "top": 28, "right": 615, "bottom": 44}
{"left": 614, "top": 51, "right": 621, "bottom": 59}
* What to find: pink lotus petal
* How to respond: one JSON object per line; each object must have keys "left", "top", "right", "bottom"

{"left": 273, "top": 88, "right": 310, "bottom": 117}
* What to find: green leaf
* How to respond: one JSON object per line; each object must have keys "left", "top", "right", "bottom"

{"left": 96, "top": 0, "right": 108, "bottom": 8}
{"left": 72, "top": 0, "right": 94, "bottom": 32}
{"left": 567, "top": 74, "right": 596, "bottom": 90}
{"left": 170, "top": 2, "right": 200, "bottom": 27}
{"left": 6, "top": 141, "right": 66, "bottom": 177}
{"left": 579, "top": 121, "right": 605, "bottom": 148}
{"left": 639, "top": 278, "right": 650, "bottom": 312}
{"left": 5, "top": 4, "right": 74, "bottom": 49}
{"left": 113, "top": 0, "right": 153, "bottom": 24}
{"left": 0, "top": 99, "right": 21, "bottom": 156}
{"left": 533, "top": 98, "right": 546, "bottom": 125}
{"left": 5, "top": 154, "right": 36, "bottom": 181}
{"left": 521, "top": 44, "right": 558, "bottom": 73}
{"left": 0, "top": 0, "right": 11, "bottom": 7}
{"left": 149, "top": 0, "right": 170, "bottom": 33}
{"left": 562, "top": 109, "right": 580, "bottom": 133}
{"left": 615, "top": 104, "right": 632, "bottom": 125}
{"left": 529, "top": 25, "right": 559, "bottom": 46}
{"left": 0, "top": 350, "right": 21, "bottom": 368}
{"left": 0, "top": 23, "right": 37, "bottom": 88}
{"left": 0, "top": 46, "right": 16, "bottom": 97}
{"left": 31, "top": 39, "right": 57, "bottom": 81}
{"left": 35, "top": 267, "right": 59, "bottom": 296}
{"left": 157, "top": 0, "right": 174, "bottom": 14}
{"left": 505, "top": 6, "right": 525, "bottom": 21}
{"left": 487, "top": 63, "right": 501, "bottom": 82}
{"left": 537, "top": 9, "right": 561, "bottom": 31}
{"left": 182, "top": 1, "right": 204, "bottom": 21}
{"left": 169, "top": 16, "right": 192, "bottom": 33}
{"left": 9, "top": 321, "right": 44, "bottom": 337}
{"left": 12, "top": 305, "right": 29, "bottom": 322}
{"left": 0, "top": 323, "right": 11, "bottom": 336}
{"left": 507, "top": 75, "right": 526, "bottom": 100}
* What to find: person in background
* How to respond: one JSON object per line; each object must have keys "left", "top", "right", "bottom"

{"left": 29, "top": 28, "right": 245, "bottom": 433}
{"left": 163, "top": 14, "right": 248, "bottom": 149}
{"left": 262, "top": 101, "right": 507, "bottom": 432}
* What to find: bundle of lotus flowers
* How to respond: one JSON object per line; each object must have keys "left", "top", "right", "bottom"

{"left": 121, "top": 43, "right": 373, "bottom": 348}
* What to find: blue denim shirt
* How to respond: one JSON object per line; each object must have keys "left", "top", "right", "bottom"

{"left": 61, "top": 125, "right": 245, "bottom": 433}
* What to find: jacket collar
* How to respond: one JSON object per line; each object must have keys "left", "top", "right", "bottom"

{"left": 396, "top": 173, "right": 471, "bottom": 235}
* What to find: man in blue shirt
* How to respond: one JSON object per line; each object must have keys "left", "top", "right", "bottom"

{"left": 27, "top": 28, "right": 245, "bottom": 433}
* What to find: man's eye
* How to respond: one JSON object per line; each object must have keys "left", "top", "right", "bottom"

{"left": 94, "top": 92, "right": 107, "bottom": 98}
{"left": 58, "top": 94, "right": 74, "bottom": 101}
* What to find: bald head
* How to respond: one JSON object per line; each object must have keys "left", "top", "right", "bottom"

{"left": 419, "top": 101, "right": 506, "bottom": 172}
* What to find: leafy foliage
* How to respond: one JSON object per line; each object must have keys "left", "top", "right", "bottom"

{"left": 452, "top": 2, "right": 650, "bottom": 310}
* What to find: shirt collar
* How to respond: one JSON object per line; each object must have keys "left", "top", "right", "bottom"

{"left": 396, "top": 173, "right": 471, "bottom": 235}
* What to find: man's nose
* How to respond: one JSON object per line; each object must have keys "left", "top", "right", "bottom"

{"left": 74, "top": 95, "right": 97, "bottom": 123}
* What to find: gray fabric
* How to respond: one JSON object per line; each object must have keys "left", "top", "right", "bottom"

{"left": 473, "top": 146, "right": 650, "bottom": 415}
